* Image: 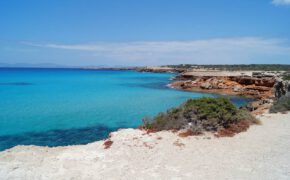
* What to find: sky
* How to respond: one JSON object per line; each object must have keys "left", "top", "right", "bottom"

{"left": 0, "top": 0, "right": 290, "bottom": 67}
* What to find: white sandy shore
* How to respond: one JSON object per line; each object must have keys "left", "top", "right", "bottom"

{"left": 0, "top": 113, "right": 290, "bottom": 180}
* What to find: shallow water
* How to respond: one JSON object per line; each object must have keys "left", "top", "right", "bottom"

{"left": 0, "top": 68, "right": 251, "bottom": 150}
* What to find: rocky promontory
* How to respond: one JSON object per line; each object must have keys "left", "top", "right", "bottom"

{"left": 171, "top": 71, "right": 277, "bottom": 100}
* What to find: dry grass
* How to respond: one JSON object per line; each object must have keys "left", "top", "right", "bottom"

{"left": 215, "top": 120, "right": 251, "bottom": 137}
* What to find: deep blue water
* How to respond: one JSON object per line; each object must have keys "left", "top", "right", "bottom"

{"left": 0, "top": 68, "right": 252, "bottom": 151}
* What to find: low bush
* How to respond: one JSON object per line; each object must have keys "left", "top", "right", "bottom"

{"left": 282, "top": 72, "right": 290, "bottom": 80}
{"left": 143, "top": 97, "right": 258, "bottom": 134}
{"left": 283, "top": 75, "right": 290, "bottom": 81}
{"left": 270, "top": 96, "right": 290, "bottom": 113}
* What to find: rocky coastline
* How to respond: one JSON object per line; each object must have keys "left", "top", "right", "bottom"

{"left": 170, "top": 75, "right": 275, "bottom": 99}
{"left": 83, "top": 65, "right": 289, "bottom": 115}
{"left": 1, "top": 66, "right": 290, "bottom": 179}
{"left": 135, "top": 67, "right": 280, "bottom": 97}
{"left": 136, "top": 66, "right": 290, "bottom": 115}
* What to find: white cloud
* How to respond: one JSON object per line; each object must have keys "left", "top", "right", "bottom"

{"left": 272, "top": 0, "right": 290, "bottom": 5}
{"left": 22, "top": 37, "right": 290, "bottom": 65}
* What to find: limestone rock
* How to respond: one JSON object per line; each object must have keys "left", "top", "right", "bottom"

{"left": 200, "top": 82, "right": 212, "bottom": 89}
{"left": 233, "top": 86, "right": 242, "bottom": 92}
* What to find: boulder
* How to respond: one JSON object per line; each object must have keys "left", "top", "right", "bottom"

{"left": 218, "top": 83, "right": 227, "bottom": 89}
{"left": 200, "top": 82, "right": 212, "bottom": 89}
{"left": 170, "top": 81, "right": 185, "bottom": 89}
{"left": 233, "top": 86, "right": 242, "bottom": 92}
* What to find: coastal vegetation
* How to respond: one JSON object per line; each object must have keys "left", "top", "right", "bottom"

{"left": 282, "top": 73, "right": 290, "bottom": 80}
{"left": 143, "top": 97, "right": 258, "bottom": 136}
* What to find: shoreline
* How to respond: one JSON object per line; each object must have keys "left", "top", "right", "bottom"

{"left": 1, "top": 68, "right": 289, "bottom": 179}
{"left": 0, "top": 112, "right": 289, "bottom": 179}
{"left": 135, "top": 66, "right": 277, "bottom": 101}
{"left": 0, "top": 69, "right": 273, "bottom": 151}
{"left": 168, "top": 83, "right": 255, "bottom": 98}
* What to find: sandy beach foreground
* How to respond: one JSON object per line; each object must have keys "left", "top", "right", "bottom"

{"left": 0, "top": 113, "right": 289, "bottom": 180}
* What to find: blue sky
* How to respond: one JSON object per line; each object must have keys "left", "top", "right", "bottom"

{"left": 0, "top": 0, "right": 290, "bottom": 66}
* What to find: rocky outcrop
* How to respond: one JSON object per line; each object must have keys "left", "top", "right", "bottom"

{"left": 171, "top": 75, "right": 276, "bottom": 99}
{"left": 241, "top": 99, "right": 273, "bottom": 115}
{"left": 274, "top": 80, "right": 290, "bottom": 98}
{"left": 229, "top": 77, "right": 275, "bottom": 87}
{"left": 169, "top": 69, "right": 289, "bottom": 114}
{"left": 200, "top": 82, "right": 212, "bottom": 89}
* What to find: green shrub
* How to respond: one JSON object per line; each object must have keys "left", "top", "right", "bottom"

{"left": 283, "top": 74, "right": 290, "bottom": 80}
{"left": 270, "top": 96, "right": 290, "bottom": 113}
{"left": 237, "top": 109, "right": 261, "bottom": 125}
{"left": 143, "top": 97, "right": 257, "bottom": 133}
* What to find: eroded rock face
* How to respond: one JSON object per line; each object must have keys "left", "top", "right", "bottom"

{"left": 274, "top": 80, "right": 290, "bottom": 98}
{"left": 171, "top": 75, "right": 276, "bottom": 99}
{"left": 229, "top": 77, "right": 275, "bottom": 87}
{"left": 200, "top": 82, "right": 212, "bottom": 89}
{"left": 241, "top": 99, "right": 273, "bottom": 115}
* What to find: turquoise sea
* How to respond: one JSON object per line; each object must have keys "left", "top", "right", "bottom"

{"left": 0, "top": 68, "right": 251, "bottom": 151}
